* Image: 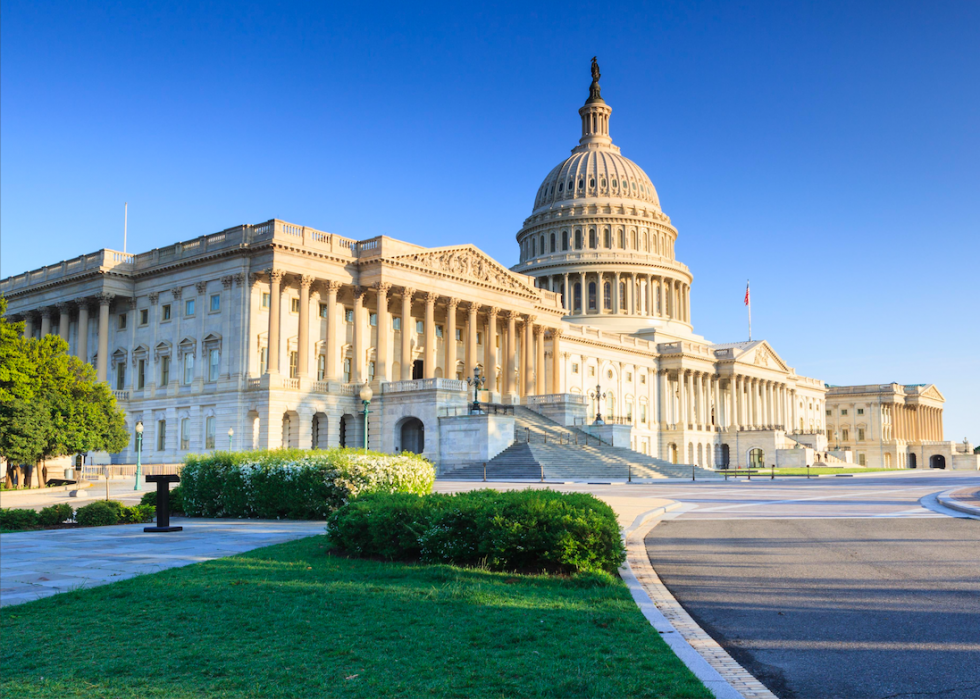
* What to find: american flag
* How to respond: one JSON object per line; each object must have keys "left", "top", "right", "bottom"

{"left": 744, "top": 281, "right": 750, "bottom": 306}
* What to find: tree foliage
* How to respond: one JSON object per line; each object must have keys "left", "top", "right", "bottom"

{"left": 0, "top": 297, "right": 129, "bottom": 483}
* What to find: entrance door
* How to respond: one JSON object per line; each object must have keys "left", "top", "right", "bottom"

{"left": 749, "top": 448, "right": 764, "bottom": 468}
{"left": 909, "top": 453, "right": 917, "bottom": 469}
{"left": 929, "top": 454, "right": 946, "bottom": 469}
{"left": 721, "top": 444, "right": 730, "bottom": 469}
{"left": 400, "top": 418, "right": 425, "bottom": 454}
{"left": 412, "top": 360, "right": 424, "bottom": 380}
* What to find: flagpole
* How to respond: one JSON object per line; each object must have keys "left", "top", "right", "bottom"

{"left": 747, "top": 280, "right": 752, "bottom": 341}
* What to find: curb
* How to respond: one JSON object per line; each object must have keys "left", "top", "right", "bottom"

{"left": 936, "top": 489, "right": 980, "bottom": 518}
{"left": 0, "top": 482, "right": 93, "bottom": 501}
{"left": 619, "top": 503, "right": 778, "bottom": 699}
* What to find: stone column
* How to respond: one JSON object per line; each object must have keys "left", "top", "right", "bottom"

{"left": 550, "top": 330, "right": 562, "bottom": 394}
{"left": 267, "top": 270, "right": 284, "bottom": 375}
{"left": 597, "top": 273, "right": 605, "bottom": 314}
{"left": 353, "top": 287, "right": 366, "bottom": 383}
{"left": 713, "top": 375, "right": 721, "bottom": 428}
{"left": 400, "top": 288, "right": 414, "bottom": 380}
{"left": 629, "top": 273, "right": 637, "bottom": 314}
{"left": 76, "top": 302, "right": 89, "bottom": 364}
{"left": 535, "top": 325, "right": 546, "bottom": 395}
{"left": 487, "top": 307, "right": 499, "bottom": 393}
{"left": 465, "top": 303, "right": 478, "bottom": 380}
{"left": 612, "top": 272, "right": 620, "bottom": 314}
{"left": 423, "top": 292, "right": 436, "bottom": 379}
{"left": 376, "top": 283, "right": 391, "bottom": 382}
{"left": 96, "top": 294, "right": 113, "bottom": 382}
{"left": 324, "top": 281, "right": 341, "bottom": 380}
{"left": 40, "top": 308, "right": 52, "bottom": 336}
{"left": 579, "top": 272, "right": 586, "bottom": 313}
{"left": 563, "top": 273, "right": 570, "bottom": 312}
{"left": 523, "top": 315, "right": 535, "bottom": 396}
{"left": 504, "top": 311, "right": 517, "bottom": 396}
{"left": 445, "top": 298, "right": 459, "bottom": 381}
{"left": 58, "top": 303, "right": 71, "bottom": 341}
{"left": 298, "top": 275, "right": 313, "bottom": 377}
{"left": 221, "top": 277, "right": 234, "bottom": 378}
{"left": 23, "top": 314, "right": 35, "bottom": 339}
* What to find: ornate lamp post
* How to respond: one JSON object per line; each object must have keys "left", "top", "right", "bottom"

{"left": 227, "top": 427, "right": 235, "bottom": 451}
{"left": 359, "top": 381, "right": 373, "bottom": 450}
{"left": 588, "top": 384, "right": 606, "bottom": 425}
{"left": 133, "top": 421, "right": 144, "bottom": 491}
{"left": 467, "top": 366, "right": 486, "bottom": 413}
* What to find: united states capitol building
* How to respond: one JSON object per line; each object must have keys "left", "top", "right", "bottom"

{"left": 3, "top": 67, "right": 976, "bottom": 476}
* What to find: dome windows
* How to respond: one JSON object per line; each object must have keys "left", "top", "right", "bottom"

{"left": 558, "top": 182, "right": 563, "bottom": 192}
{"left": 622, "top": 179, "right": 627, "bottom": 189}
{"left": 578, "top": 179, "right": 584, "bottom": 189}
{"left": 589, "top": 177, "right": 595, "bottom": 188}
{"left": 631, "top": 181, "right": 637, "bottom": 190}
{"left": 612, "top": 179, "right": 618, "bottom": 188}
{"left": 600, "top": 178, "right": 607, "bottom": 188}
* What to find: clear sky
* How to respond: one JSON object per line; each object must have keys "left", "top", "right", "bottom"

{"left": 2, "top": 1, "right": 978, "bottom": 442}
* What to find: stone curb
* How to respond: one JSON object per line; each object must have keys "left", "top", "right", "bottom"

{"left": 619, "top": 504, "right": 778, "bottom": 699}
{"left": 0, "top": 482, "right": 93, "bottom": 501}
{"left": 936, "top": 489, "right": 980, "bottom": 518}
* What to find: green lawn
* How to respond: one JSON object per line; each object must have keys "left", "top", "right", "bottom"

{"left": 0, "top": 535, "right": 709, "bottom": 699}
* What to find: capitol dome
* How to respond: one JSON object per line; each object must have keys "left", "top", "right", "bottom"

{"left": 512, "top": 60, "right": 694, "bottom": 337}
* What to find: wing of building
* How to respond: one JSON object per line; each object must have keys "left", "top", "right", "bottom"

{"left": 3, "top": 68, "right": 974, "bottom": 475}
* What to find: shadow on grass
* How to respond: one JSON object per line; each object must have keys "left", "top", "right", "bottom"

{"left": 1, "top": 535, "right": 710, "bottom": 699}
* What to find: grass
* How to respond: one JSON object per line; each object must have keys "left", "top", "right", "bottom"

{"left": 0, "top": 535, "right": 709, "bottom": 699}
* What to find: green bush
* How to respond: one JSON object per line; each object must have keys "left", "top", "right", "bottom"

{"left": 0, "top": 508, "right": 40, "bottom": 530}
{"left": 178, "top": 449, "right": 435, "bottom": 520}
{"left": 139, "top": 485, "right": 184, "bottom": 513}
{"left": 38, "top": 503, "right": 75, "bottom": 526}
{"left": 121, "top": 504, "right": 155, "bottom": 523}
{"left": 326, "top": 489, "right": 626, "bottom": 574}
{"left": 75, "top": 501, "right": 120, "bottom": 527}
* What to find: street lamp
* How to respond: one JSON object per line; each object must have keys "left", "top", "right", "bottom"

{"left": 359, "top": 381, "right": 373, "bottom": 451}
{"left": 227, "top": 427, "right": 234, "bottom": 451}
{"left": 467, "top": 366, "right": 486, "bottom": 413}
{"left": 133, "top": 421, "right": 144, "bottom": 491}
{"left": 588, "top": 384, "right": 606, "bottom": 425}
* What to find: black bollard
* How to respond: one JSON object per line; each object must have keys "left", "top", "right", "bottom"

{"left": 145, "top": 474, "right": 182, "bottom": 532}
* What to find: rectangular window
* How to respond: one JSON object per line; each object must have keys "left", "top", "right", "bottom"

{"left": 317, "top": 355, "right": 326, "bottom": 381}
{"left": 185, "top": 299, "right": 195, "bottom": 317}
{"left": 436, "top": 325, "right": 444, "bottom": 338}
{"left": 210, "top": 294, "right": 221, "bottom": 312}
{"left": 641, "top": 404, "right": 647, "bottom": 424}
{"left": 183, "top": 353, "right": 194, "bottom": 384}
{"left": 858, "top": 428, "right": 865, "bottom": 441}
{"left": 180, "top": 418, "right": 190, "bottom": 450}
{"left": 827, "top": 429, "right": 833, "bottom": 440}
{"left": 161, "top": 356, "right": 171, "bottom": 385}
{"left": 826, "top": 409, "right": 832, "bottom": 416}
{"left": 291, "top": 298, "right": 300, "bottom": 313}
{"left": 261, "top": 293, "right": 270, "bottom": 309}
{"left": 118, "top": 313, "right": 127, "bottom": 330}
{"left": 205, "top": 416, "right": 216, "bottom": 450}
{"left": 572, "top": 363, "right": 580, "bottom": 374}
{"left": 319, "top": 303, "right": 329, "bottom": 318}
{"left": 116, "top": 362, "right": 125, "bottom": 390}
{"left": 137, "top": 359, "right": 145, "bottom": 390}
{"left": 368, "top": 361, "right": 376, "bottom": 381}
{"left": 139, "top": 308, "right": 149, "bottom": 326}
{"left": 841, "top": 409, "right": 848, "bottom": 416}
{"left": 162, "top": 304, "right": 172, "bottom": 321}
{"left": 393, "top": 317, "right": 401, "bottom": 331}
{"left": 857, "top": 408, "right": 864, "bottom": 415}
{"left": 416, "top": 320, "right": 424, "bottom": 334}
{"left": 345, "top": 309, "right": 354, "bottom": 323}
{"left": 259, "top": 347, "right": 268, "bottom": 374}
{"left": 640, "top": 374, "right": 646, "bottom": 385}
{"left": 343, "top": 357, "right": 351, "bottom": 383}
{"left": 858, "top": 452, "right": 866, "bottom": 466}
{"left": 208, "top": 348, "right": 219, "bottom": 382}
{"left": 842, "top": 429, "right": 849, "bottom": 441}
{"left": 477, "top": 332, "right": 483, "bottom": 345}
{"left": 455, "top": 328, "right": 462, "bottom": 341}
{"left": 370, "top": 313, "right": 378, "bottom": 327}
{"left": 157, "top": 420, "right": 167, "bottom": 451}
{"left": 588, "top": 366, "right": 595, "bottom": 377}
{"left": 626, "top": 372, "right": 632, "bottom": 381}
{"left": 289, "top": 351, "right": 298, "bottom": 379}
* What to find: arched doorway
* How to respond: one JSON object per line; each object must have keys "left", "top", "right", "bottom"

{"left": 929, "top": 454, "right": 946, "bottom": 470}
{"left": 721, "top": 444, "right": 731, "bottom": 469}
{"left": 400, "top": 418, "right": 424, "bottom": 454}
{"left": 697, "top": 443, "right": 704, "bottom": 467}
{"left": 909, "top": 452, "right": 917, "bottom": 469}
{"left": 282, "top": 411, "right": 299, "bottom": 449}
{"left": 669, "top": 443, "right": 678, "bottom": 464}
{"left": 339, "top": 414, "right": 356, "bottom": 448}
{"left": 749, "top": 448, "right": 764, "bottom": 468}
{"left": 312, "top": 413, "right": 328, "bottom": 449}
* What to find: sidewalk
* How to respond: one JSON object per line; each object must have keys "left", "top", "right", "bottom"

{"left": 1, "top": 477, "right": 152, "bottom": 510}
{"left": 937, "top": 486, "right": 980, "bottom": 517}
{"left": 0, "top": 519, "right": 326, "bottom": 607}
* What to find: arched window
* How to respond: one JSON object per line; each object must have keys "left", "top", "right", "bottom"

{"left": 562, "top": 231, "right": 569, "bottom": 251}
{"left": 619, "top": 229, "right": 625, "bottom": 247}
{"left": 540, "top": 235, "right": 545, "bottom": 254}
{"left": 574, "top": 230, "right": 583, "bottom": 249}
{"left": 550, "top": 232, "right": 556, "bottom": 252}
{"left": 630, "top": 231, "right": 637, "bottom": 248}
{"left": 317, "top": 354, "right": 326, "bottom": 381}
{"left": 574, "top": 283, "right": 582, "bottom": 312}
{"left": 588, "top": 282, "right": 597, "bottom": 310}
{"left": 603, "top": 229, "right": 611, "bottom": 248}
{"left": 589, "top": 229, "right": 597, "bottom": 249}
{"left": 531, "top": 238, "right": 536, "bottom": 257}
{"left": 603, "top": 283, "right": 612, "bottom": 310}
{"left": 619, "top": 282, "right": 627, "bottom": 310}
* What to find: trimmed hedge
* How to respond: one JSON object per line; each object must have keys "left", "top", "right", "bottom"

{"left": 38, "top": 503, "right": 75, "bottom": 526}
{"left": 75, "top": 501, "right": 155, "bottom": 526}
{"left": 0, "top": 508, "right": 40, "bottom": 530}
{"left": 326, "top": 489, "right": 626, "bottom": 574}
{"left": 140, "top": 485, "right": 185, "bottom": 514}
{"left": 178, "top": 448, "right": 435, "bottom": 520}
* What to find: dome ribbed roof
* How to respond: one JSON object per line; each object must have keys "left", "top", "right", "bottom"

{"left": 532, "top": 150, "right": 660, "bottom": 213}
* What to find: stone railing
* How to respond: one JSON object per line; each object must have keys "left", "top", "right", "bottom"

{"left": 527, "top": 393, "right": 588, "bottom": 406}
{"left": 382, "top": 378, "right": 468, "bottom": 394}
{"left": 112, "top": 390, "right": 129, "bottom": 401}
{"left": 245, "top": 377, "right": 261, "bottom": 390}
{"left": 1, "top": 249, "right": 136, "bottom": 294}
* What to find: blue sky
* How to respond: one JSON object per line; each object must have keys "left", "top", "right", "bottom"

{"left": 2, "top": 1, "right": 978, "bottom": 441}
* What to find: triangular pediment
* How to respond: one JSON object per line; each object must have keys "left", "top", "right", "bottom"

{"left": 725, "top": 340, "right": 791, "bottom": 372}
{"left": 921, "top": 385, "right": 945, "bottom": 401}
{"left": 388, "top": 245, "right": 537, "bottom": 294}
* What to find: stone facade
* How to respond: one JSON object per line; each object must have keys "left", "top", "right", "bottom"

{"left": 4, "top": 69, "right": 966, "bottom": 472}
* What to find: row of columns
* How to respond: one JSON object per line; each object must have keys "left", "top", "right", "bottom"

{"left": 265, "top": 271, "right": 564, "bottom": 397}
{"left": 657, "top": 370, "right": 799, "bottom": 432}
{"left": 888, "top": 403, "right": 943, "bottom": 442}
{"left": 20, "top": 294, "right": 115, "bottom": 382}
{"left": 541, "top": 271, "right": 690, "bottom": 322}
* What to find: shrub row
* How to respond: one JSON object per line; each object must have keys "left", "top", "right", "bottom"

{"left": 140, "top": 486, "right": 185, "bottom": 514}
{"left": 178, "top": 448, "right": 435, "bottom": 519}
{"left": 0, "top": 501, "right": 154, "bottom": 530}
{"left": 326, "top": 489, "right": 626, "bottom": 574}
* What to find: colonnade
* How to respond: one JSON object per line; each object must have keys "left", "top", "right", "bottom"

{"left": 539, "top": 271, "right": 690, "bottom": 322}
{"left": 20, "top": 293, "right": 115, "bottom": 382}
{"left": 265, "top": 271, "right": 563, "bottom": 398}
{"left": 886, "top": 403, "right": 944, "bottom": 442}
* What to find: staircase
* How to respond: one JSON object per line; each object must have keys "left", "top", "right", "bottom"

{"left": 440, "top": 405, "right": 719, "bottom": 481}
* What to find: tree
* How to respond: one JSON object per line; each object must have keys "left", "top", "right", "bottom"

{"left": 0, "top": 297, "right": 129, "bottom": 487}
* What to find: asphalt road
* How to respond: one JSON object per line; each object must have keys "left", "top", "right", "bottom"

{"left": 646, "top": 517, "right": 980, "bottom": 699}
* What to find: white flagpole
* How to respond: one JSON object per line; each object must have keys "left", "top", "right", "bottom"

{"left": 124, "top": 202, "right": 128, "bottom": 253}
{"left": 747, "top": 280, "right": 752, "bottom": 341}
